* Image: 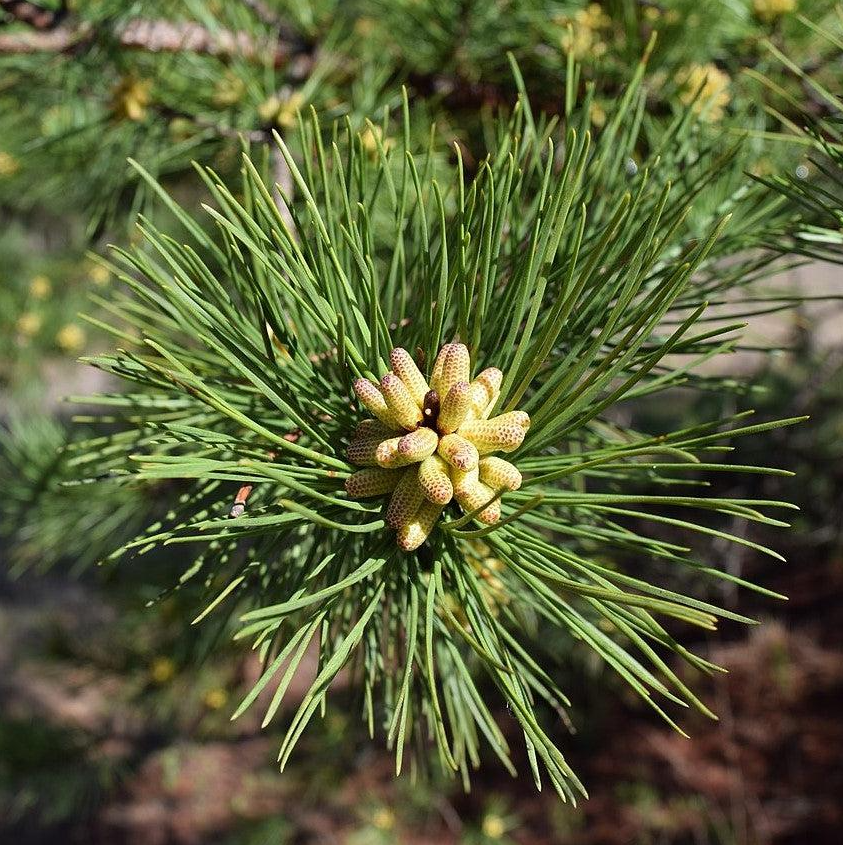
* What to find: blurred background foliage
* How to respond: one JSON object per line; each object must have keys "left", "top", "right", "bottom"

{"left": 1, "top": 1, "right": 842, "bottom": 843}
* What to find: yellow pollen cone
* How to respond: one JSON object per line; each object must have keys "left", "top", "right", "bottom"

{"left": 479, "top": 456, "right": 522, "bottom": 491}
{"left": 398, "top": 426, "right": 439, "bottom": 462}
{"left": 355, "top": 418, "right": 399, "bottom": 440}
{"left": 381, "top": 373, "right": 423, "bottom": 429}
{"left": 376, "top": 437, "right": 416, "bottom": 469}
{"left": 453, "top": 476, "right": 501, "bottom": 525}
{"left": 432, "top": 343, "right": 470, "bottom": 396}
{"left": 346, "top": 437, "right": 382, "bottom": 466}
{"left": 437, "top": 433, "right": 479, "bottom": 471}
{"left": 346, "top": 467, "right": 405, "bottom": 498}
{"left": 417, "top": 454, "right": 453, "bottom": 505}
{"left": 389, "top": 347, "right": 429, "bottom": 406}
{"left": 386, "top": 465, "right": 426, "bottom": 528}
{"left": 354, "top": 378, "right": 399, "bottom": 428}
{"left": 459, "top": 411, "right": 530, "bottom": 454}
{"left": 397, "top": 500, "right": 445, "bottom": 551}
{"left": 438, "top": 381, "right": 471, "bottom": 434}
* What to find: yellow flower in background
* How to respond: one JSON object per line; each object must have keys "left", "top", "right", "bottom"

{"left": 558, "top": 3, "right": 611, "bottom": 59}
{"left": 275, "top": 91, "right": 305, "bottom": 128}
{"left": 359, "top": 124, "right": 394, "bottom": 158}
{"left": 203, "top": 687, "right": 228, "bottom": 710}
{"left": 354, "top": 17, "right": 377, "bottom": 36}
{"left": 258, "top": 91, "right": 305, "bottom": 128}
{"left": 370, "top": 808, "right": 395, "bottom": 831}
{"left": 0, "top": 151, "right": 19, "bottom": 177}
{"left": 150, "top": 656, "right": 176, "bottom": 684}
{"left": 213, "top": 70, "right": 246, "bottom": 108}
{"left": 678, "top": 63, "right": 731, "bottom": 121}
{"left": 89, "top": 263, "right": 111, "bottom": 286}
{"left": 482, "top": 813, "right": 507, "bottom": 839}
{"left": 754, "top": 0, "right": 797, "bottom": 22}
{"left": 113, "top": 77, "right": 152, "bottom": 122}
{"left": 16, "top": 312, "right": 42, "bottom": 337}
{"left": 168, "top": 117, "right": 194, "bottom": 142}
{"left": 589, "top": 101, "right": 607, "bottom": 128}
{"left": 56, "top": 323, "right": 86, "bottom": 352}
{"left": 29, "top": 275, "right": 52, "bottom": 299}
{"left": 257, "top": 94, "right": 281, "bottom": 123}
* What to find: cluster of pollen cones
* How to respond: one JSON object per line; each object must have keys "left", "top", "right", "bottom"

{"left": 345, "top": 343, "right": 530, "bottom": 551}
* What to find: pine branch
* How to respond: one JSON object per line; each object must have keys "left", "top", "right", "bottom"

{"left": 57, "top": 66, "right": 810, "bottom": 794}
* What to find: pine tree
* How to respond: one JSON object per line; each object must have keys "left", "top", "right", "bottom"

{"left": 2, "top": 0, "right": 841, "bottom": 800}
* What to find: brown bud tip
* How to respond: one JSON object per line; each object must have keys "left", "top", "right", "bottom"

{"left": 422, "top": 389, "right": 440, "bottom": 425}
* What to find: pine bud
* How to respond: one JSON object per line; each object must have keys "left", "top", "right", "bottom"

{"left": 453, "top": 475, "right": 501, "bottom": 525}
{"left": 417, "top": 454, "right": 454, "bottom": 505}
{"left": 479, "top": 456, "right": 522, "bottom": 491}
{"left": 438, "top": 433, "right": 479, "bottom": 471}
{"left": 346, "top": 467, "right": 404, "bottom": 498}
{"left": 458, "top": 411, "right": 530, "bottom": 454}
{"left": 389, "top": 347, "right": 429, "bottom": 406}
{"left": 422, "top": 389, "right": 440, "bottom": 428}
{"left": 438, "top": 381, "right": 471, "bottom": 434}
{"left": 398, "top": 426, "right": 439, "bottom": 462}
{"left": 431, "top": 343, "right": 470, "bottom": 396}
{"left": 347, "top": 437, "right": 382, "bottom": 466}
{"left": 386, "top": 465, "right": 426, "bottom": 528}
{"left": 381, "top": 373, "right": 423, "bottom": 430}
{"left": 353, "top": 378, "right": 398, "bottom": 428}
{"left": 397, "top": 500, "right": 445, "bottom": 551}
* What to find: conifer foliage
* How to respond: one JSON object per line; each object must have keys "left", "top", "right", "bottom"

{"left": 64, "top": 49, "right": 810, "bottom": 796}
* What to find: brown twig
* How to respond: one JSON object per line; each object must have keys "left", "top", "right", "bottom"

{"left": 0, "top": 24, "right": 79, "bottom": 53}
{"left": 0, "top": 16, "right": 304, "bottom": 68}
{"left": 117, "top": 19, "right": 292, "bottom": 67}
{"left": 0, "top": 0, "right": 66, "bottom": 29}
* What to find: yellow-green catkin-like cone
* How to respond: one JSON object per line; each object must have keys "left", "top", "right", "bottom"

{"left": 466, "top": 367, "right": 503, "bottom": 420}
{"left": 389, "top": 347, "right": 429, "bottom": 406}
{"left": 459, "top": 411, "right": 530, "bottom": 454}
{"left": 453, "top": 474, "right": 501, "bottom": 525}
{"left": 429, "top": 343, "right": 452, "bottom": 394}
{"left": 432, "top": 343, "right": 470, "bottom": 397}
{"left": 397, "top": 500, "right": 445, "bottom": 551}
{"left": 346, "top": 467, "right": 405, "bottom": 498}
{"left": 353, "top": 378, "right": 398, "bottom": 428}
{"left": 354, "top": 418, "right": 399, "bottom": 440}
{"left": 375, "top": 436, "right": 415, "bottom": 469}
{"left": 387, "top": 466, "right": 426, "bottom": 529}
{"left": 438, "top": 381, "right": 471, "bottom": 434}
{"left": 478, "top": 456, "right": 522, "bottom": 491}
{"left": 451, "top": 465, "right": 479, "bottom": 498}
{"left": 381, "top": 373, "right": 423, "bottom": 430}
{"left": 417, "top": 454, "right": 454, "bottom": 505}
{"left": 347, "top": 437, "right": 382, "bottom": 466}
{"left": 437, "top": 433, "right": 480, "bottom": 471}
{"left": 398, "top": 426, "right": 439, "bottom": 462}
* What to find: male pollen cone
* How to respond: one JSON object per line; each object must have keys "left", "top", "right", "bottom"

{"left": 347, "top": 344, "right": 529, "bottom": 550}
